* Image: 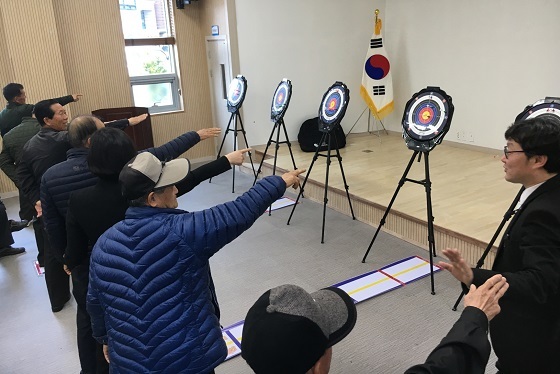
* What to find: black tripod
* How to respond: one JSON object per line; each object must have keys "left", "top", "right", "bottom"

{"left": 253, "top": 118, "right": 298, "bottom": 214}
{"left": 451, "top": 187, "right": 524, "bottom": 310}
{"left": 287, "top": 128, "right": 356, "bottom": 243}
{"left": 362, "top": 150, "right": 438, "bottom": 295}
{"left": 212, "top": 109, "right": 256, "bottom": 193}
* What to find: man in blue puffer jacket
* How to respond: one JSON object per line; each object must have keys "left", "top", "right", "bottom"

{"left": 87, "top": 151, "right": 304, "bottom": 373}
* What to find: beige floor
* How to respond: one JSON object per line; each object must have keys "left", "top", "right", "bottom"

{"left": 253, "top": 131, "right": 520, "bottom": 246}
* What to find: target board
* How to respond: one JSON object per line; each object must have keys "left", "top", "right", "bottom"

{"left": 515, "top": 98, "right": 560, "bottom": 123}
{"left": 319, "top": 82, "right": 350, "bottom": 132}
{"left": 402, "top": 87, "right": 454, "bottom": 152}
{"left": 271, "top": 79, "right": 292, "bottom": 122}
{"left": 227, "top": 75, "right": 247, "bottom": 112}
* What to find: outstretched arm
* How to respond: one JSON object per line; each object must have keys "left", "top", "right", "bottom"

{"left": 179, "top": 169, "right": 304, "bottom": 257}
{"left": 175, "top": 148, "right": 252, "bottom": 196}
{"left": 404, "top": 275, "right": 508, "bottom": 374}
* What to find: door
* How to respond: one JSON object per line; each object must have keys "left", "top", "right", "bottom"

{"left": 206, "top": 36, "right": 234, "bottom": 155}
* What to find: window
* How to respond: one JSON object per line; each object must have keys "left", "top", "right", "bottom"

{"left": 119, "top": 0, "right": 181, "bottom": 114}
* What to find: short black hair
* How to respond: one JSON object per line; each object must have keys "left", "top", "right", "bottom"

{"left": 3, "top": 83, "right": 24, "bottom": 102}
{"left": 128, "top": 187, "right": 167, "bottom": 207}
{"left": 32, "top": 99, "right": 58, "bottom": 126}
{"left": 68, "top": 115, "right": 101, "bottom": 148}
{"left": 506, "top": 116, "right": 560, "bottom": 173}
{"left": 88, "top": 127, "right": 137, "bottom": 179}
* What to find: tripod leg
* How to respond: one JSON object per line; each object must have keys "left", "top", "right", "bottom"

{"left": 281, "top": 119, "right": 303, "bottom": 197}
{"left": 320, "top": 134, "right": 333, "bottom": 244}
{"left": 451, "top": 187, "right": 524, "bottom": 310}
{"left": 237, "top": 115, "right": 256, "bottom": 178}
{"left": 211, "top": 113, "right": 235, "bottom": 184}
{"left": 333, "top": 134, "right": 355, "bottom": 220}
{"left": 231, "top": 112, "right": 240, "bottom": 193}
{"left": 451, "top": 290, "right": 466, "bottom": 311}
{"left": 362, "top": 151, "right": 419, "bottom": 263}
{"left": 281, "top": 119, "right": 298, "bottom": 170}
{"left": 253, "top": 123, "right": 277, "bottom": 186}
{"left": 424, "top": 152, "right": 436, "bottom": 295}
{"left": 268, "top": 123, "right": 283, "bottom": 216}
{"left": 287, "top": 133, "right": 326, "bottom": 226}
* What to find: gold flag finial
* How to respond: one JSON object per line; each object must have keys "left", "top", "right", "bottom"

{"left": 374, "top": 9, "right": 382, "bottom": 35}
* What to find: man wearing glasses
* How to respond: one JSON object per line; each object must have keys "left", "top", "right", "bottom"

{"left": 439, "top": 116, "right": 560, "bottom": 373}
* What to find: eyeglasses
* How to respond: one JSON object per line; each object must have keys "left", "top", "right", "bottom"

{"left": 503, "top": 146, "right": 525, "bottom": 159}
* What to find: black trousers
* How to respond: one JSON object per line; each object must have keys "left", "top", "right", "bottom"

{"left": 0, "top": 199, "right": 14, "bottom": 248}
{"left": 73, "top": 263, "right": 109, "bottom": 374}
{"left": 18, "top": 190, "right": 34, "bottom": 221}
{"left": 40, "top": 217, "right": 70, "bottom": 309}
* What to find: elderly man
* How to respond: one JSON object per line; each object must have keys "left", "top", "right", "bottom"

{"left": 17, "top": 99, "right": 142, "bottom": 312}
{"left": 62, "top": 127, "right": 246, "bottom": 374}
{"left": 439, "top": 116, "right": 560, "bottom": 373}
{"left": 87, "top": 151, "right": 304, "bottom": 373}
{"left": 0, "top": 116, "right": 41, "bottom": 228}
{"left": 242, "top": 275, "right": 508, "bottom": 374}
{"left": 40, "top": 117, "right": 218, "bottom": 374}
{"left": 0, "top": 82, "right": 80, "bottom": 136}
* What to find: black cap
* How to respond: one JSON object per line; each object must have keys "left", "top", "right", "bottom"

{"left": 241, "top": 284, "right": 357, "bottom": 374}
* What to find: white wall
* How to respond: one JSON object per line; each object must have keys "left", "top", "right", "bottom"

{"left": 233, "top": 0, "right": 377, "bottom": 147}
{"left": 386, "top": 0, "right": 560, "bottom": 149}
{"left": 233, "top": 0, "right": 560, "bottom": 150}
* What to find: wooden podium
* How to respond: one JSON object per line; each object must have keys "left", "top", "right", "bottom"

{"left": 92, "top": 107, "right": 154, "bottom": 151}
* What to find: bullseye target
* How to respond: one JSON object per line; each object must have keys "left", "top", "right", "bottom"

{"left": 402, "top": 87, "right": 454, "bottom": 152}
{"left": 515, "top": 98, "right": 560, "bottom": 123}
{"left": 227, "top": 75, "right": 247, "bottom": 112}
{"left": 319, "top": 82, "right": 349, "bottom": 132}
{"left": 271, "top": 79, "right": 292, "bottom": 122}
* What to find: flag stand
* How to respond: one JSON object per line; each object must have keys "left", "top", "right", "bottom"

{"left": 367, "top": 110, "right": 388, "bottom": 136}
{"left": 345, "top": 106, "right": 388, "bottom": 138}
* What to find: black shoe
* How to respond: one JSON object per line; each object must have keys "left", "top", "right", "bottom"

{"left": 9, "top": 220, "right": 29, "bottom": 232}
{"left": 52, "top": 294, "right": 71, "bottom": 313}
{"left": 0, "top": 246, "right": 26, "bottom": 258}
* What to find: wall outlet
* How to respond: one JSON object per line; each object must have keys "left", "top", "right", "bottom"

{"left": 468, "top": 132, "right": 474, "bottom": 142}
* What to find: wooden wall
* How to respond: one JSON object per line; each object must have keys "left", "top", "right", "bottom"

{"left": 0, "top": 0, "right": 221, "bottom": 194}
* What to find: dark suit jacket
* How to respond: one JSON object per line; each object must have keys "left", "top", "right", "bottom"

{"left": 404, "top": 307, "right": 490, "bottom": 374}
{"left": 472, "top": 173, "right": 560, "bottom": 373}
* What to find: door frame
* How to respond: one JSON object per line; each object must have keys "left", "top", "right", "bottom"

{"left": 205, "top": 35, "right": 234, "bottom": 155}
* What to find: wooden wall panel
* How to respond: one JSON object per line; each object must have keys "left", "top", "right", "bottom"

{"left": 52, "top": 0, "right": 132, "bottom": 117}
{"left": 0, "top": 0, "right": 70, "bottom": 194}
{"left": 0, "top": 0, "right": 222, "bottom": 193}
{"left": 0, "top": 1, "right": 68, "bottom": 105}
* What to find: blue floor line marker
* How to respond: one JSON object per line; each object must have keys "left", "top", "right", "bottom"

{"left": 221, "top": 255, "right": 441, "bottom": 361}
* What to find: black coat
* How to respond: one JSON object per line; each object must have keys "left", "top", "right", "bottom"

{"left": 472, "top": 174, "right": 560, "bottom": 373}
{"left": 404, "top": 307, "right": 490, "bottom": 374}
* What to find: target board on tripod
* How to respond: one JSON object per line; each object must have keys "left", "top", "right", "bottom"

{"left": 402, "top": 87, "right": 454, "bottom": 152}
{"left": 319, "top": 81, "right": 350, "bottom": 133}
{"left": 271, "top": 79, "right": 292, "bottom": 122}
{"left": 515, "top": 97, "right": 560, "bottom": 122}
{"left": 227, "top": 75, "right": 247, "bottom": 113}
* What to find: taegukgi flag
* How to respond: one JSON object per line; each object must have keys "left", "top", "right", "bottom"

{"left": 360, "top": 9, "right": 394, "bottom": 120}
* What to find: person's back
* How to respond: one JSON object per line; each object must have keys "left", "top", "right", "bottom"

{"left": 1, "top": 117, "right": 41, "bottom": 170}
{"left": 87, "top": 152, "right": 302, "bottom": 373}
{"left": 90, "top": 207, "right": 227, "bottom": 373}
{"left": 89, "top": 177, "right": 285, "bottom": 372}
{"left": 0, "top": 83, "right": 77, "bottom": 136}
{"left": 0, "top": 102, "right": 35, "bottom": 137}
{"left": 19, "top": 127, "right": 71, "bottom": 204}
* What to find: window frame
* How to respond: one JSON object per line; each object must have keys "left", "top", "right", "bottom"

{"left": 121, "top": 2, "right": 182, "bottom": 114}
